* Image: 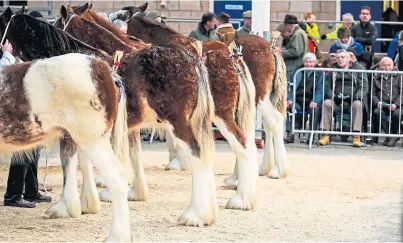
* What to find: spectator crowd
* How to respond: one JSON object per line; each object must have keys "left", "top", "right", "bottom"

{"left": 185, "top": 5, "right": 403, "bottom": 148}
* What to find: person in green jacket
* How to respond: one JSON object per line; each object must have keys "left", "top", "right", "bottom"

{"left": 234, "top": 10, "right": 252, "bottom": 40}
{"left": 188, "top": 12, "right": 219, "bottom": 42}
{"left": 280, "top": 14, "right": 309, "bottom": 82}
{"left": 321, "top": 13, "right": 356, "bottom": 41}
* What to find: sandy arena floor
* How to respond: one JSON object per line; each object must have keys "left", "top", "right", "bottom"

{"left": 0, "top": 141, "right": 402, "bottom": 242}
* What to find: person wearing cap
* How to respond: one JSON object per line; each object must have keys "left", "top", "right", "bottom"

{"left": 280, "top": 14, "right": 309, "bottom": 82}
{"left": 146, "top": 11, "right": 162, "bottom": 23}
{"left": 329, "top": 26, "right": 364, "bottom": 59}
{"left": 161, "top": 14, "right": 167, "bottom": 24}
{"left": 234, "top": 10, "right": 251, "bottom": 40}
{"left": 188, "top": 12, "right": 219, "bottom": 42}
{"left": 215, "top": 12, "right": 235, "bottom": 43}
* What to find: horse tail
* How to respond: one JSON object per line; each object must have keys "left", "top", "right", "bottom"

{"left": 236, "top": 58, "right": 256, "bottom": 137}
{"left": 270, "top": 50, "right": 288, "bottom": 118}
{"left": 110, "top": 73, "right": 133, "bottom": 183}
{"left": 189, "top": 40, "right": 215, "bottom": 164}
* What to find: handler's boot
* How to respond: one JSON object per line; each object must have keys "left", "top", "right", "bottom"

{"left": 319, "top": 135, "right": 330, "bottom": 146}
{"left": 352, "top": 136, "right": 361, "bottom": 147}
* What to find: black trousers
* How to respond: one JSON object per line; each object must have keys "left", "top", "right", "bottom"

{"left": 373, "top": 108, "right": 403, "bottom": 134}
{"left": 286, "top": 102, "right": 321, "bottom": 133}
{"left": 4, "top": 147, "right": 41, "bottom": 202}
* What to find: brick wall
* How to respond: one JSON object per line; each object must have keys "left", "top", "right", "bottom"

{"left": 26, "top": 0, "right": 339, "bottom": 52}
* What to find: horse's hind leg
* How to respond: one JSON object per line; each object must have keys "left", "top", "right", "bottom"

{"left": 127, "top": 129, "right": 149, "bottom": 201}
{"left": 78, "top": 150, "right": 101, "bottom": 214}
{"left": 258, "top": 120, "right": 275, "bottom": 176}
{"left": 81, "top": 138, "right": 131, "bottom": 242}
{"left": 258, "top": 99, "right": 289, "bottom": 179}
{"left": 165, "top": 129, "right": 189, "bottom": 171}
{"left": 45, "top": 136, "right": 81, "bottom": 218}
{"left": 214, "top": 117, "right": 258, "bottom": 210}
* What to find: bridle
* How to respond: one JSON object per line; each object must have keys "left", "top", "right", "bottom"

{"left": 0, "top": 14, "right": 15, "bottom": 47}
{"left": 62, "top": 14, "right": 76, "bottom": 31}
{"left": 124, "top": 11, "right": 141, "bottom": 23}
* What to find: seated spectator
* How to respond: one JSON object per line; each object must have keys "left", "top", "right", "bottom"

{"left": 304, "top": 12, "right": 320, "bottom": 44}
{"left": 322, "top": 53, "right": 337, "bottom": 68}
{"left": 350, "top": 6, "right": 377, "bottom": 54}
{"left": 299, "top": 21, "right": 322, "bottom": 62}
{"left": 319, "top": 49, "right": 368, "bottom": 147}
{"left": 387, "top": 31, "right": 400, "bottom": 59}
{"left": 329, "top": 27, "right": 364, "bottom": 59}
{"left": 284, "top": 52, "right": 324, "bottom": 144}
{"left": 372, "top": 57, "right": 403, "bottom": 147}
{"left": 347, "top": 49, "right": 360, "bottom": 65}
{"left": 112, "top": 19, "right": 128, "bottom": 34}
{"left": 321, "top": 13, "right": 355, "bottom": 41}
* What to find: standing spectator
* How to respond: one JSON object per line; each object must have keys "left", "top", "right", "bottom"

{"left": 329, "top": 26, "right": 364, "bottom": 59}
{"left": 396, "top": 31, "right": 403, "bottom": 71}
{"left": 216, "top": 12, "right": 236, "bottom": 43}
{"left": 304, "top": 12, "right": 320, "bottom": 44}
{"left": 234, "top": 10, "right": 251, "bottom": 40}
{"left": 112, "top": 19, "right": 128, "bottom": 34}
{"left": 284, "top": 53, "right": 324, "bottom": 144}
{"left": 299, "top": 21, "right": 322, "bottom": 62}
{"left": 381, "top": 8, "right": 400, "bottom": 53}
{"left": 321, "top": 13, "right": 355, "bottom": 41}
{"left": 188, "top": 12, "right": 219, "bottom": 41}
{"left": 350, "top": 6, "right": 377, "bottom": 54}
{"left": 2, "top": 39, "right": 51, "bottom": 208}
{"left": 146, "top": 11, "right": 162, "bottom": 23}
{"left": 319, "top": 49, "right": 368, "bottom": 147}
{"left": 372, "top": 57, "right": 403, "bottom": 147}
{"left": 97, "top": 12, "right": 109, "bottom": 21}
{"left": 280, "top": 14, "right": 309, "bottom": 82}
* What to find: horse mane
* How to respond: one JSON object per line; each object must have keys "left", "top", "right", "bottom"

{"left": 11, "top": 14, "right": 108, "bottom": 60}
{"left": 132, "top": 14, "right": 183, "bottom": 36}
{"left": 86, "top": 9, "right": 130, "bottom": 42}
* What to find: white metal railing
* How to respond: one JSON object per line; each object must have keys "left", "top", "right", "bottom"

{"left": 289, "top": 66, "right": 403, "bottom": 149}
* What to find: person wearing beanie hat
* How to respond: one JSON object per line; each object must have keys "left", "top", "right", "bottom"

{"left": 146, "top": 11, "right": 162, "bottom": 23}
{"left": 216, "top": 12, "right": 235, "bottom": 43}
{"left": 234, "top": 10, "right": 251, "bottom": 40}
{"left": 329, "top": 26, "right": 364, "bottom": 58}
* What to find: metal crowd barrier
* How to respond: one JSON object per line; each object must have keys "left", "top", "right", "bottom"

{"left": 289, "top": 66, "right": 403, "bottom": 149}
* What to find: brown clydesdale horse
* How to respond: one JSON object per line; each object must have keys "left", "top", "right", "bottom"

{"left": 68, "top": 4, "right": 260, "bottom": 211}
{"left": 72, "top": 3, "right": 289, "bottom": 182}
{"left": 0, "top": 6, "right": 220, "bottom": 230}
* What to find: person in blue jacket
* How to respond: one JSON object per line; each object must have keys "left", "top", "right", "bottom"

{"left": 329, "top": 26, "right": 364, "bottom": 59}
{"left": 284, "top": 52, "right": 324, "bottom": 144}
{"left": 387, "top": 31, "right": 400, "bottom": 59}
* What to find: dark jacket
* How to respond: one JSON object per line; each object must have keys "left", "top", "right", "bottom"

{"left": 288, "top": 65, "right": 324, "bottom": 105}
{"left": 372, "top": 68, "right": 403, "bottom": 107}
{"left": 189, "top": 23, "right": 219, "bottom": 42}
{"left": 234, "top": 25, "right": 251, "bottom": 40}
{"left": 350, "top": 21, "right": 377, "bottom": 52}
{"left": 324, "top": 62, "right": 369, "bottom": 106}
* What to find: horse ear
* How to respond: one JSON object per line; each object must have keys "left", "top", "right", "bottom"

{"left": 4, "top": 7, "right": 12, "bottom": 21}
{"left": 60, "top": 5, "right": 67, "bottom": 20}
{"left": 15, "top": 6, "right": 25, "bottom": 15}
{"left": 138, "top": 2, "right": 148, "bottom": 12}
{"left": 67, "top": 5, "right": 74, "bottom": 13}
{"left": 89, "top": 3, "right": 93, "bottom": 9}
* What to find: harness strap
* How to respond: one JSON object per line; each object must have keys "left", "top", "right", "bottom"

{"left": 125, "top": 11, "right": 141, "bottom": 23}
{"left": 0, "top": 14, "right": 15, "bottom": 46}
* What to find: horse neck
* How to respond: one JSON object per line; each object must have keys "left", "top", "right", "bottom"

{"left": 67, "top": 24, "right": 136, "bottom": 55}
{"left": 128, "top": 23, "right": 190, "bottom": 46}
